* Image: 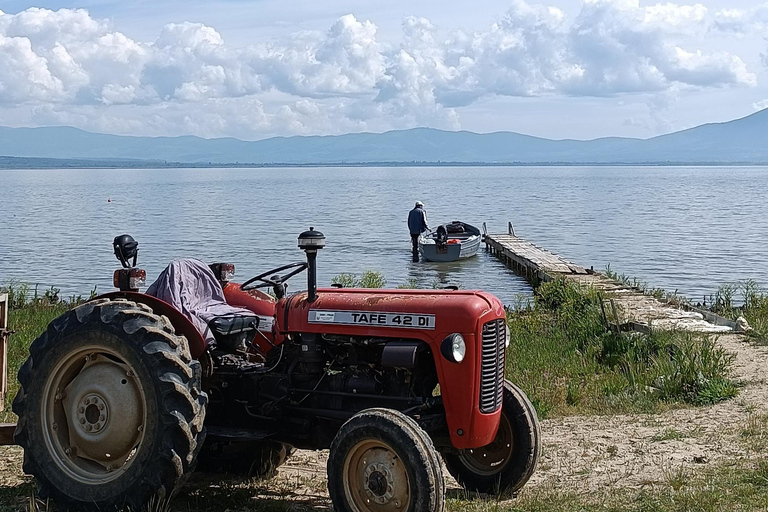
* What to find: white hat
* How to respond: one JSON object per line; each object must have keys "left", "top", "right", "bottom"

{"left": 415, "top": 201, "right": 424, "bottom": 207}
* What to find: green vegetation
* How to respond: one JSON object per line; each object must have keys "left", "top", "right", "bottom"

{"left": 506, "top": 278, "right": 737, "bottom": 418}
{"left": 650, "top": 426, "right": 703, "bottom": 442}
{"left": 740, "top": 413, "right": 768, "bottom": 453}
{"left": 705, "top": 280, "right": 768, "bottom": 341}
{"left": 330, "top": 270, "right": 387, "bottom": 289}
{"left": 0, "top": 283, "right": 93, "bottom": 423}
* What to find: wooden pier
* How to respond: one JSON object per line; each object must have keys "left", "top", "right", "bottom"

{"left": 483, "top": 223, "right": 738, "bottom": 334}
{"left": 483, "top": 223, "right": 589, "bottom": 283}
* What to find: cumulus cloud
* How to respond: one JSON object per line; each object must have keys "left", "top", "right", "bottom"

{"left": 0, "top": 1, "right": 761, "bottom": 138}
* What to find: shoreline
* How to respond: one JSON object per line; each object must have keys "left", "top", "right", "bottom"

{"left": 3, "top": 160, "right": 768, "bottom": 170}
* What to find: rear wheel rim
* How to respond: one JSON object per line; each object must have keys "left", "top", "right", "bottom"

{"left": 41, "top": 344, "right": 147, "bottom": 485}
{"left": 342, "top": 439, "right": 411, "bottom": 512}
{"left": 457, "top": 412, "right": 514, "bottom": 476}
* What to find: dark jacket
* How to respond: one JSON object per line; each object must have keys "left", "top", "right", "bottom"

{"left": 408, "top": 207, "right": 428, "bottom": 235}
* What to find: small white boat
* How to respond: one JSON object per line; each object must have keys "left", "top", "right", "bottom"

{"left": 419, "top": 221, "right": 482, "bottom": 262}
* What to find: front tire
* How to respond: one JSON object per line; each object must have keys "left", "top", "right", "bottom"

{"left": 442, "top": 380, "right": 540, "bottom": 495}
{"left": 12, "top": 298, "right": 207, "bottom": 511}
{"left": 328, "top": 408, "right": 445, "bottom": 512}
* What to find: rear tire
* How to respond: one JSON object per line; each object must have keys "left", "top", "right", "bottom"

{"left": 442, "top": 380, "right": 540, "bottom": 495}
{"left": 12, "top": 298, "right": 207, "bottom": 511}
{"left": 328, "top": 408, "right": 445, "bottom": 512}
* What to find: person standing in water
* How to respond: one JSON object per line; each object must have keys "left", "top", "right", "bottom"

{"left": 407, "top": 201, "right": 429, "bottom": 262}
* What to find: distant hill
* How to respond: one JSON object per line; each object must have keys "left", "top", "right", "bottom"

{"left": 1, "top": 109, "right": 767, "bottom": 166}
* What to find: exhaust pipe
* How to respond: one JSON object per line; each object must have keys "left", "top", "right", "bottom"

{"left": 298, "top": 227, "right": 325, "bottom": 303}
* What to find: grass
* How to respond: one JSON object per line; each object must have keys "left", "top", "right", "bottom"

{"left": 650, "top": 426, "right": 703, "bottom": 442}
{"left": 740, "top": 413, "right": 768, "bottom": 453}
{"left": 330, "top": 270, "right": 387, "bottom": 289}
{"left": 505, "top": 278, "right": 738, "bottom": 418}
{"left": 703, "top": 280, "right": 768, "bottom": 341}
{"left": 1, "top": 283, "right": 82, "bottom": 423}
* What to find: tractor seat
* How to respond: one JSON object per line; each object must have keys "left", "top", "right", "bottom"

{"left": 208, "top": 314, "right": 259, "bottom": 337}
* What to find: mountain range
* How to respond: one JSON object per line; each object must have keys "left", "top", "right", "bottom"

{"left": 1, "top": 108, "right": 767, "bottom": 166}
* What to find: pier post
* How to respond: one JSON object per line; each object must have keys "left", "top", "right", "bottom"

{"left": 0, "top": 293, "right": 8, "bottom": 412}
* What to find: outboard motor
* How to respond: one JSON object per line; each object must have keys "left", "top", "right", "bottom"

{"left": 436, "top": 225, "right": 448, "bottom": 249}
{"left": 112, "top": 234, "right": 146, "bottom": 292}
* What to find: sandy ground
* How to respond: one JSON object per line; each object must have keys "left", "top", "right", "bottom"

{"left": 1, "top": 334, "right": 766, "bottom": 505}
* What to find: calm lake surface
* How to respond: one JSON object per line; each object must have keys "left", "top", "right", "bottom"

{"left": 0, "top": 166, "right": 766, "bottom": 305}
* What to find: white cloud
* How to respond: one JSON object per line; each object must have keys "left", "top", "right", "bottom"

{"left": 0, "top": 2, "right": 761, "bottom": 138}
{"left": 712, "top": 3, "right": 768, "bottom": 34}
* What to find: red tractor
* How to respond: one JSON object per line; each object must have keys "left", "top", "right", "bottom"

{"left": 11, "top": 228, "right": 541, "bottom": 512}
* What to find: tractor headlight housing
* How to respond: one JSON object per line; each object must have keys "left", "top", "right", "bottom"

{"left": 441, "top": 333, "right": 466, "bottom": 364}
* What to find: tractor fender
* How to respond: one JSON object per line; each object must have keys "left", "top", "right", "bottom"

{"left": 91, "top": 292, "right": 207, "bottom": 359}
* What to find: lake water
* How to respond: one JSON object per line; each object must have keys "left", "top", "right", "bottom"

{"left": 0, "top": 166, "right": 766, "bottom": 306}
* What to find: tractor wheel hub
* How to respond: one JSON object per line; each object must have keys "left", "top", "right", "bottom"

{"left": 76, "top": 394, "right": 108, "bottom": 434}
{"left": 62, "top": 354, "right": 144, "bottom": 466}
{"left": 364, "top": 462, "right": 395, "bottom": 504}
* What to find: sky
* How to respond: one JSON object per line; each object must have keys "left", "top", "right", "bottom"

{"left": 0, "top": 0, "right": 767, "bottom": 141}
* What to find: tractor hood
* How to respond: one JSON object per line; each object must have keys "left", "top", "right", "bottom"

{"left": 277, "top": 288, "right": 504, "bottom": 339}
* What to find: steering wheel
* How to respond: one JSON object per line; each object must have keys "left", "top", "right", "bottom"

{"left": 240, "top": 262, "right": 308, "bottom": 293}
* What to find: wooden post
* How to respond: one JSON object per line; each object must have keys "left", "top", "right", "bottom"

{"left": 0, "top": 293, "right": 8, "bottom": 412}
{"left": 508, "top": 222, "right": 516, "bottom": 237}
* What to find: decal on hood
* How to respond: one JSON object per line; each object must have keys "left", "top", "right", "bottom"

{"left": 308, "top": 310, "right": 435, "bottom": 330}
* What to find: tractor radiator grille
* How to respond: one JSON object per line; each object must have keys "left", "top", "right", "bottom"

{"left": 479, "top": 319, "right": 505, "bottom": 414}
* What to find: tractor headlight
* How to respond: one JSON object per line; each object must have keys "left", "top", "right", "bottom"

{"left": 441, "top": 333, "right": 466, "bottom": 364}
{"left": 505, "top": 323, "right": 510, "bottom": 348}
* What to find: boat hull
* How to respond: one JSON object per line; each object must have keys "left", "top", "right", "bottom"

{"left": 420, "top": 234, "right": 481, "bottom": 262}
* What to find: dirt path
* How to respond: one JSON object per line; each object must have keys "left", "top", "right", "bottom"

{"left": 1, "top": 334, "right": 765, "bottom": 503}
